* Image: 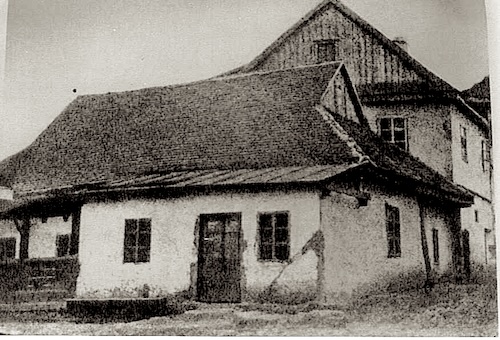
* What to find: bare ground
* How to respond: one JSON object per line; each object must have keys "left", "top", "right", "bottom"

{"left": 0, "top": 278, "right": 497, "bottom": 336}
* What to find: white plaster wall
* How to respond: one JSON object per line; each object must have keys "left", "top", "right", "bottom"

{"left": 423, "top": 205, "right": 452, "bottom": 274}
{"left": 364, "top": 103, "right": 453, "bottom": 179}
{"left": 450, "top": 107, "right": 491, "bottom": 200}
{"left": 28, "top": 217, "right": 72, "bottom": 258}
{"left": 0, "top": 219, "right": 20, "bottom": 259}
{"left": 321, "top": 185, "right": 455, "bottom": 301}
{"left": 460, "top": 196, "right": 495, "bottom": 264}
{"left": 77, "top": 189, "right": 321, "bottom": 299}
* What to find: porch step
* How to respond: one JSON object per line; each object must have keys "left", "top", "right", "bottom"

{"left": 14, "top": 288, "right": 73, "bottom": 303}
{"left": 0, "top": 301, "right": 65, "bottom": 312}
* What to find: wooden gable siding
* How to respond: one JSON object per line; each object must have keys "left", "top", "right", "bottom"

{"left": 251, "top": 3, "right": 421, "bottom": 89}
{"left": 322, "top": 67, "right": 358, "bottom": 124}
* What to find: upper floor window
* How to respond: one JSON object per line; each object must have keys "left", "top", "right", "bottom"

{"left": 258, "top": 211, "right": 290, "bottom": 262}
{"left": 385, "top": 203, "right": 401, "bottom": 258}
{"left": 0, "top": 237, "right": 16, "bottom": 261}
{"left": 315, "top": 39, "right": 340, "bottom": 63}
{"left": 481, "top": 140, "right": 490, "bottom": 172}
{"left": 460, "top": 125, "right": 468, "bottom": 163}
{"left": 124, "top": 218, "right": 151, "bottom": 264}
{"left": 379, "top": 117, "right": 408, "bottom": 151}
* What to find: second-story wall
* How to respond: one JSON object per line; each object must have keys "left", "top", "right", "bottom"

{"left": 363, "top": 102, "right": 453, "bottom": 179}
{"left": 451, "top": 106, "right": 491, "bottom": 200}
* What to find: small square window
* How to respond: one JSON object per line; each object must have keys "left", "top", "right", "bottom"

{"left": 315, "top": 40, "right": 340, "bottom": 63}
{"left": 379, "top": 117, "right": 408, "bottom": 151}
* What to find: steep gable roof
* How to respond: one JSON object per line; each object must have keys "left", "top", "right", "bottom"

{"left": 2, "top": 62, "right": 362, "bottom": 194}
{"left": 222, "top": 0, "right": 455, "bottom": 94}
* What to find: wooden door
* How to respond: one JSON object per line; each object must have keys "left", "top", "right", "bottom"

{"left": 197, "top": 213, "right": 242, "bottom": 303}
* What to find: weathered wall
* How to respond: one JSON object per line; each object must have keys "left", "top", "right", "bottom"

{"left": 0, "top": 217, "right": 72, "bottom": 259}
{"left": 77, "top": 189, "right": 321, "bottom": 300}
{"left": 450, "top": 106, "right": 494, "bottom": 264}
{"left": 250, "top": 2, "right": 422, "bottom": 87}
{"left": 451, "top": 106, "right": 491, "bottom": 199}
{"left": 461, "top": 196, "right": 495, "bottom": 265}
{"left": 363, "top": 103, "right": 453, "bottom": 179}
{"left": 0, "top": 220, "right": 20, "bottom": 259}
{"left": 29, "top": 217, "right": 72, "bottom": 258}
{"left": 321, "top": 184, "right": 455, "bottom": 302}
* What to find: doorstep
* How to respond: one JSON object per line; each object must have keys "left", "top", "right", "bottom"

{"left": 0, "top": 301, "right": 66, "bottom": 312}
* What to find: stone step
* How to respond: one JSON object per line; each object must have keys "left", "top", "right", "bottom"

{"left": 14, "top": 288, "right": 73, "bottom": 303}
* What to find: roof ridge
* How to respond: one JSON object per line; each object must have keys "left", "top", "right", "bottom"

{"left": 77, "top": 62, "right": 342, "bottom": 100}
{"left": 219, "top": 0, "right": 457, "bottom": 95}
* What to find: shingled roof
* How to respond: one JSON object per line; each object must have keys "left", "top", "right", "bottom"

{"left": 1, "top": 63, "right": 360, "bottom": 194}
{"left": 0, "top": 62, "right": 472, "bottom": 211}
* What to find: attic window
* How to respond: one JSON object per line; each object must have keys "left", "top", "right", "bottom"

{"left": 379, "top": 117, "right": 408, "bottom": 151}
{"left": 315, "top": 39, "right": 340, "bottom": 63}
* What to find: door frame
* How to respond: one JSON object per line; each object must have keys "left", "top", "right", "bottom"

{"left": 196, "top": 212, "right": 243, "bottom": 303}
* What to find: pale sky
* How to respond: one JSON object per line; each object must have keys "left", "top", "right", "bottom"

{"left": 0, "top": 0, "right": 493, "bottom": 161}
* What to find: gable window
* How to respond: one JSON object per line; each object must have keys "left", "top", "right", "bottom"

{"left": 258, "top": 212, "right": 290, "bottom": 261}
{"left": 385, "top": 204, "right": 401, "bottom": 258}
{"left": 315, "top": 39, "right": 340, "bottom": 63}
{"left": 0, "top": 237, "right": 16, "bottom": 261}
{"left": 379, "top": 117, "right": 408, "bottom": 151}
{"left": 124, "top": 218, "right": 151, "bottom": 263}
{"left": 460, "top": 125, "right": 468, "bottom": 163}
{"left": 481, "top": 140, "right": 490, "bottom": 172}
{"left": 475, "top": 210, "right": 479, "bottom": 223}
{"left": 56, "top": 234, "right": 71, "bottom": 257}
{"left": 432, "top": 228, "right": 439, "bottom": 264}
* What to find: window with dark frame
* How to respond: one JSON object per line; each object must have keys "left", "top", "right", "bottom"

{"left": 56, "top": 234, "right": 71, "bottom": 257}
{"left": 0, "top": 237, "right": 16, "bottom": 261}
{"left": 481, "top": 139, "right": 490, "bottom": 172}
{"left": 124, "top": 218, "right": 152, "bottom": 264}
{"left": 379, "top": 117, "right": 408, "bottom": 151}
{"left": 258, "top": 212, "right": 290, "bottom": 262}
{"left": 460, "top": 125, "right": 468, "bottom": 163}
{"left": 385, "top": 203, "right": 401, "bottom": 258}
{"left": 432, "top": 228, "right": 439, "bottom": 264}
{"left": 315, "top": 39, "right": 340, "bottom": 63}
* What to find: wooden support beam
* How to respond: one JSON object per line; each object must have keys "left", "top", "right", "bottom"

{"left": 69, "top": 206, "right": 81, "bottom": 255}
{"left": 418, "top": 200, "right": 433, "bottom": 292}
{"left": 19, "top": 217, "right": 30, "bottom": 261}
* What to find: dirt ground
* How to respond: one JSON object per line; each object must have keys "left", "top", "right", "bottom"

{"left": 0, "top": 307, "right": 495, "bottom": 336}
{"left": 0, "top": 278, "right": 497, "bottom": 336}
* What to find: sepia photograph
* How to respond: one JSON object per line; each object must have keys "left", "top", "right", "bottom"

{"left": 0, "top": 0, "right": 497, "bottom": 336}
